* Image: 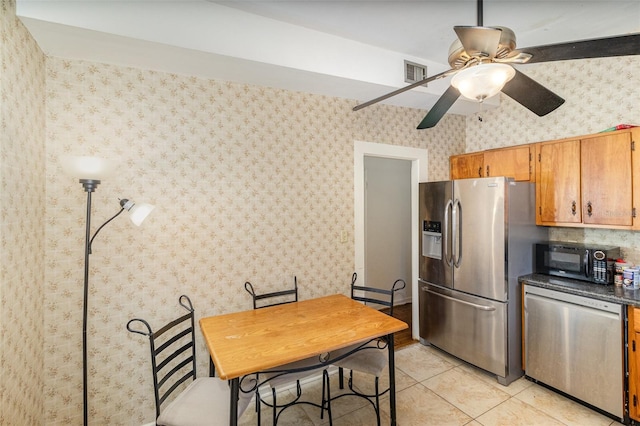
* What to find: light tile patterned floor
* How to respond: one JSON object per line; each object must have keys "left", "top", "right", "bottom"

{"left": 239, "top": 343, "right": 624, "bottom": 425}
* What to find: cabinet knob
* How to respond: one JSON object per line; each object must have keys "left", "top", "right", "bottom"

{"left": 587, "top": 201, "right": 593, "bottom": 217}
{"left": 571, "top": 201, "right": 577, "bottom": 216}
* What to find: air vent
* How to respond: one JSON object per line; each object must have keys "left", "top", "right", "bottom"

{"left": 404, "top": 60, "right": 427, "bottom": 84}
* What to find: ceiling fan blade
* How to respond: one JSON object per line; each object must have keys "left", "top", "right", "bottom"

{"left": 417, "top": 86, "right": 461, "bottom": 129}
{"left": 353, "top": 69, "right": 454, "bottom": 111}
{"left": 501, "top": 69, "right": 564, "bottom": 116}
{"left": 454, "top": 26, "right": 502, "bottom": 58}
{"left": 523, "top": 33, "right": 640, "bottom": 64}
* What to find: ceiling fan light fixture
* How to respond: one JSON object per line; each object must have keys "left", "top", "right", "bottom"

{"left": 451, "top": 63, "right": 515, "bottom": 102}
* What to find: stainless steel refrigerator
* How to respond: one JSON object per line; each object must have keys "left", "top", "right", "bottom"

{"left": 418, "top": 176, "right": 545, "bottom": 385}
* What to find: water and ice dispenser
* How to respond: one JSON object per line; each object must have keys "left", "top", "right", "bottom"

{"left": 422, "top": 221, "right": 442, "bottom": 260}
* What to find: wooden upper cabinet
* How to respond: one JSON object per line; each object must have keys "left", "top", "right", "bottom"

{"left": 450, "top": 145, "right": 532, "bottom": 181}
{"left": 536, "top": 139, "right": 582, "bottom": 225}
{"left": 536, "top": 129, "right": 637, "bottom": 228}
{"left": 581, "top": 132, "right": 633, "bottom": 226}
{"left": 450, "top": 152, "right": 484, "bottom": 180}
{"left": 484, "top": 145, "right": 532, "bottom": 181}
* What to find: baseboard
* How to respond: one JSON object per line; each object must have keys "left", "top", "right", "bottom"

{"left": 394, "top": 296, "right": 412, "bottom": 306}
{"left": 270, "top": 365, "right": 339, "bottom": 392}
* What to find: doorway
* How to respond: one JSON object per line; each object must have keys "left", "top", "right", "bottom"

{"left": 354, "top": 141, "right": 428, "bottom": 340}
{"left": 364, "top": 156, "right": 412, "bottom": 304}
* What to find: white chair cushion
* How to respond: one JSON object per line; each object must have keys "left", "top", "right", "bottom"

{"left": 157, "top": 377, "right": 252, "bottom": 426}
{"left": 331, "top": 341, "right": 388, "bottom": 376}
{"left": 263, "top": 356, "right": 328, "bottom": 389}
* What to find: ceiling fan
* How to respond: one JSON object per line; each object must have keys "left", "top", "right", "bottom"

{"left": 353, "top": 0, "right": 640, "bottom": 129}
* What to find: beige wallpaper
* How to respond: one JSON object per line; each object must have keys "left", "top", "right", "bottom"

{"left": 0, "top": 1, "right": 46, "bottom": 424}
{"left": 464, "top": 56, "right": 640, "bottom": 264}
{"left": 43, "top": 58, "right": 464, "bottom": 424}
{"left": 465, "top": 57, "right": 640, "bottom": 149}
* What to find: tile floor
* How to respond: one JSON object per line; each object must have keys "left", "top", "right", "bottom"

{"left": 239, "top": 342, "right": 625, "bottom": 426}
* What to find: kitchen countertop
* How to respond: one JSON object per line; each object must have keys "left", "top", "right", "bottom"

{"left": 519, "top": 273, "right": 640, "bottom": 308}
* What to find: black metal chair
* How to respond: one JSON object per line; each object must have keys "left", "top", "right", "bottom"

{"left": 329, "top": 272, "right": 406, "bottom": 426}
{"left": 244, "top": 278, "right": 332, "bottom": 425}
{"left": 127, "top": 295, "right": 252, "bottom": 425}
{"left": 245, "top": 277, "right": 298, "bottom": 309}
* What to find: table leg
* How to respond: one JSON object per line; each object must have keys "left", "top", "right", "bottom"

{"left": 230, "top": 377, "right": 239, "bottom": 426}
{"left": 388, "top": 333, "right": 397, "bottom": 425}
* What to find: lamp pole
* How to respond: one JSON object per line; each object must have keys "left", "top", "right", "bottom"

{"left": 63, "top": 156, "right": 154, "bottom": 425}
{"left": 77, "top": 185, "right": 146, "bottom": 425}
{"left": 80, "top": 179, "right": 100, "bottom": 426}
{"left": 79, "top": 180, "right": 129, "bottom": 425}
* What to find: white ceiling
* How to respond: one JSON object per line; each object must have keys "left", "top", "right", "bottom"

{"left": 16, "top": 1, "right": 640, "bottom": 117}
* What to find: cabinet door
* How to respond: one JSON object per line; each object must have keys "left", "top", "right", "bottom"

{"left": 484, "top": 145, "right": 531, "bottom": 181}
{"left": 581, "top": 133, "right": 633, "bottom": 226}
{"left": 536, "top": 139, "right": 582, "bottom": 224}
{"left": 450, "top": 153, "right": 484, "bottom": 179}
{"left": 629, "top": 306, "right": 640, "bottom": 421}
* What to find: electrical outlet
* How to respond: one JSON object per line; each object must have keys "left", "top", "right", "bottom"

{"left": 340, "top": 230, "right": 348, "bottom": 243}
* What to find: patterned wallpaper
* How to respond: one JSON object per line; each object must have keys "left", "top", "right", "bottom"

{"left": 43, "top": 59, "right": 463, "bottom": 424}
{"left": 0, "top": 1, "right": 46, "bottom": 424}
{"left": 464, "top": 56, "right": 640, "bottom": 264}
{"left": 465, "top": 57, "right": 640, "bottom": 150}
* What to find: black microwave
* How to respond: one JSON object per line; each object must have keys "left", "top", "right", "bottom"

{"left": 535, "top": 242, "right": 620, "bottom": 284}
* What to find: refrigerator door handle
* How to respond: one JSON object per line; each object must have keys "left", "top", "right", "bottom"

{"left": 422, "top": 288, "right": 496, "bottom": 311}
{"left": 444, "top": 199, "right": 453, "bottom": 266}
{"left": 452, "top": 198, "right": 462, "bottom": 268}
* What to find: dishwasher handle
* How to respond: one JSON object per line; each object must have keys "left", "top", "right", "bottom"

{"left": 524, "top": 291, "right": 621, "bottom": 320}
{"left": 423, "top": 288, "right": 496, "bottom": 311}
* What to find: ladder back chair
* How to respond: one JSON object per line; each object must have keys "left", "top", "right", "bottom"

{"left": 329, "top": 272, "right": 406, "bottom": 426}
{"left": 127, "top": 295, "right": 252, "bottom": 425}
{"left": 244, "top": 277, "right": 332, "bottom": 425}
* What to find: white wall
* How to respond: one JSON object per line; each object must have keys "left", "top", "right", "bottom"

{"left": 364, "top": 156, "right": 412, "bottom": 305}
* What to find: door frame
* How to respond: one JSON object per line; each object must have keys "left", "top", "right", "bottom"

{"left": 354, "top": 141, "right": 428, "bottom": 339}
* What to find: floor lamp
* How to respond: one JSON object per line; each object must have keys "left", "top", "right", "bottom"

{"left": 61, "top": 156, "right": 155, "bottom": 426}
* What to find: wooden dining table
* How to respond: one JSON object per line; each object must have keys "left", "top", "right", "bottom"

{"left": 200, "top": 293, "right": 409, "bottom": 425}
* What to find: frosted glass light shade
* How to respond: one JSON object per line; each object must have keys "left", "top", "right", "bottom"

{"left": 451, "top": 63, "right": 515, "bottom": 102}
{"left": 121, "top": 200, "right": 155, "bottom": 226}
{"left": 60, "top": 155, "right": 115, "bottom": 180}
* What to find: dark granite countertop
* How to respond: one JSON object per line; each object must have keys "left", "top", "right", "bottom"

{"left": 519, "top": 273, "right": 640, "bottom": 308}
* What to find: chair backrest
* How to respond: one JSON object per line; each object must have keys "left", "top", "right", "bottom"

{"left": 244, "top": 277, "right": 298, "bottom": 309}
{"left": 350, "top": 272, "right": 406, "bottom": 316}
{"left": 127, "top": 295, "right": 197, "bottom": 419}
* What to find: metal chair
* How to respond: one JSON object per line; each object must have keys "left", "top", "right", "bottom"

{"left": 244, "top": 278, "right": 332, "bottom": 425}
{"left": 329, "top": 273, "right": 406, "bottom": 426}
{"left": 127, "top": 295, "right": 252, "bottom": 426}
{"left": 245, "top": 277, "right": 298, "bottom": 309}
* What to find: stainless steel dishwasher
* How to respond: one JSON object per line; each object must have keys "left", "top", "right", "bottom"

{"left": 524, "top": 285, "right": 623, "bottom": 419}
